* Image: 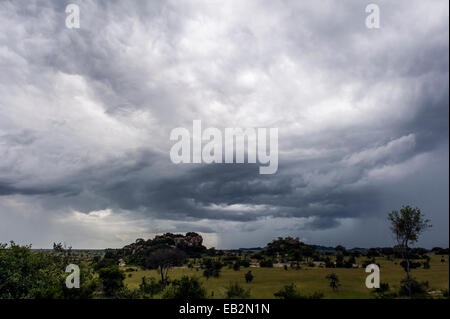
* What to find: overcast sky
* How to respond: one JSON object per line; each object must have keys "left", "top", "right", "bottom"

{"left": 0, "top": 0, "right": 448, "bottom": 249}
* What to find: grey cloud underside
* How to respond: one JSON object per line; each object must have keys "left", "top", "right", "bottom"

{"left": 0, "top": 0, "right": 448, "bottom": 248}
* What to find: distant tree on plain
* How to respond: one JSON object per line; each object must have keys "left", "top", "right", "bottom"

{"left": 245, "top": 271, "right": 254, "bottom": 283}
{"left": 325, "top": 273, "right": 341, "bottom": 291}
{"left": 145, "top": 248, "right": 186, "bottom": 289}
{"left": 388, "top": 205, "right": 431, "bottom": 298}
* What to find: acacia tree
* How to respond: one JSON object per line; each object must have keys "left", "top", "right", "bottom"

{"left": 145, "top": 248, "right": 186, "bottom": 289}
{"left": 388, "top": 205, "right": 431, "bottom": 297}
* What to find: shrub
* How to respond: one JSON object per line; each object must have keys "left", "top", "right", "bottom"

{"left": 163, "top": 276, "right": 207, "bottom": 299}
{"left": 139, "top": 276, "right": 162, "bottom": 297}
{"left": 371, "top": 282, "right": 397, "bottom": 299}
{"left": 112, "top": 287, "right": 142, "bottom": 299}
{"left": 398, "top": 277, "right": 429, "bottom": 298}
{"left": 400, "top": 260, "right": 421, "bottom": 271}
{"left": 202, "top": 260, "right": 222, "bottom": 279}
{"left": 225, "top": 282, "right": 251, "bottom": 299}
{"left": 245, "top": 271, "right": 254, "bottom": 283}
{"left": 325, "top": 273, "right": 341, "bottom": 291}
{"left": 98, "top": 266, "right": 125, "bottom": 296}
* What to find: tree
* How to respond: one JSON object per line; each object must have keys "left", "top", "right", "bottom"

{"left": 335, "top": 245, "right": 346, "bottom": 254}
{"left": 145, "top": 248, "right": 186, "bottom": 289}
{"left": 335, "top": 254, "right": 344, "bottom": 268}
{"left": 202, "top": 259, "right": 222, "bottom": 279}
{"left": 388, "top": 205, "right": 431, "bottom": 297}
{"left": 98, "top": 266, "right": 125, "bottom": 296}
{"left": 163, "top": 276, "right": 206, "bottom": 299}
{"left": 423, "top": 255, "right": 431, "bottom": 269}
{"left": 325, "top": 273, "right": 340, "bottom": 291}
{"left": 0, "top": 241, "right": 97, "bottom": 299}
{"left": 0, "top": 242, "right": 63, "bottom": 298}
{"left": 245, "top": 271, "right": 254, "bottom": 283}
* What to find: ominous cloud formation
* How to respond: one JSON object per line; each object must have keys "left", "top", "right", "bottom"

{"left": 0, "top": 0, "right": 448, "bottom": 249}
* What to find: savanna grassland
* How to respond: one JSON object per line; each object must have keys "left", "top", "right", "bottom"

{"left": 124, "top": 254, "right": 449, "bottom": 299}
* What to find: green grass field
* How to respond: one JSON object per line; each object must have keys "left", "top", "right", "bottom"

{"left": 124, "top": 255, "right": 449, "bottom": 299}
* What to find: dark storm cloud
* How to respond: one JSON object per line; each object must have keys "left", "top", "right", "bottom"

{"left": 0, "top": 0, "right": 448, "bottom": 248}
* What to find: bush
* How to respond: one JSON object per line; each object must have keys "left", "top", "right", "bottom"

{"left": 203, "top": 267, "right": 220, "bottom": 279}
{"left": 112, "top": 287, "right": 142, "bottom": 299}
{"left": 0, "top": 242, "right": 98, "bottom": 299}
{"left": 202, "top": 260, "right": 222, "bottom": 279}
{"left": 98, "top": 266, "right": 125, "bottom": 296}
{"left": 139, "top": 276, "right": 162, "bottom": 297}
{"left": 225, "top": 282, "right": 251, "bottom": 299}
{"left": 325, "top": 273, "right": 341, "bottom": 291}
{"left": 163, "top": 276, "right": 207, "bottom": 299}
{"left": 400, "top": 260, "right": 421, "bottom": 271}
{"left": 274, "top": 283, "right": 323, "bottom": 299}
{"left": 398, "top": 277, "right": 429, "bottom": 298}
{"left": 245, "top": 271, "right": 254, "bottom": 283}
{"left": 371, "top": 282, "right": 397, "bottom": 299}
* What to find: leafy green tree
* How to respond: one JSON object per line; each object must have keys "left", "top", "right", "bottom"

{"left": 163, "top": 276, "right": 206, "bottom": 299}
{"left": 388, "top": 205, "right": 431, "bottom": 297}
{"left": 98, "top": 266, "right": 125, "bottom": 296}
{"left": 0, "top": 241, "right": 97, "bottom": 299}
{"left": 145, "top": 248, "right": 186, "bottom": 289}
{"left": 202, "top": 258, "right": 222, "bottom": 279}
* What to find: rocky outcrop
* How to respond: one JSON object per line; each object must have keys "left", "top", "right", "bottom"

{"left": 118, "top": 232, "right": 206, "bottom": 265}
